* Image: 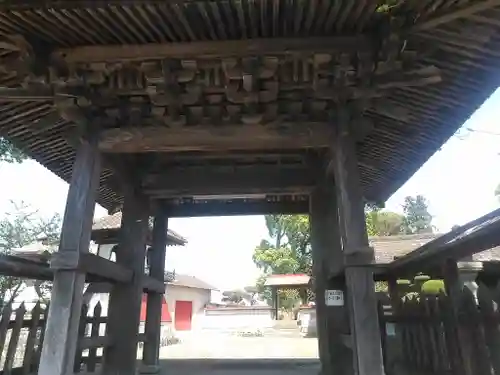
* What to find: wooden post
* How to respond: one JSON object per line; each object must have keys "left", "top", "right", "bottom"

{"left": 310, "top": 175, "right": 354, "bottom": 375}
{"left": 141, "top": 208, "right": 168, "bottom": 374}
{"left": 330, "top": 108, "right": 385, "bottom": 375}
{"left": 443, "top": 259, "right": 469, "bottom": 375}
{"left": 102, "top": 190, "right": 149, "bottom": 375}
{"left": 38, "top": 133, "right": 101, "bottom": 375}
{"left": 272, "top": 286, "right": 279, "bottom": 320}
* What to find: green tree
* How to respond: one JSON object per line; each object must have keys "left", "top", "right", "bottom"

{"left": 0, "top": 201, "right": 62, "bottom": 308}
{"left": 401, "top": 195, "right": 433, "bottom": 234}
{"left": 366, "top": 207, "right": 405, "bottom": 236}
{"left": 495, "top": 183, "right": 500, "bottom": 202}
{"left": 0, "top": 138, "right": 25, "bottom": 163}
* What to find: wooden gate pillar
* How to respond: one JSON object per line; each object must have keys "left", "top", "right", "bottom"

{"left": 141, "top": 207, "right": 169, "bottom": 374}
{"left": 330, "top": 108, "right": 385, "bottom": 375}
{"left": 103, "top": 190, "right": 149, "bottom": 375}
{"left": 38, "top": 133, "right": 101, "bottom": 375}
{"left": 310, "top": 171, "right": 353, "bottom": 375}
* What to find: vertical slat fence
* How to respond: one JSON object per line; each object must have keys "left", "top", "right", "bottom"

{"left": 0, "top": 301, "right": 108, "bottom": 375}
{"left": 380, "top": 281, "right": 500, "bottom": 375}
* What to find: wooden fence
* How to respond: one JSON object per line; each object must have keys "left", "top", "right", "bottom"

{"left": 0, "top": 302, "right": 107, "bottom": 375}
{"left": 381, "top": 282, "right": 500, "bottom": 375}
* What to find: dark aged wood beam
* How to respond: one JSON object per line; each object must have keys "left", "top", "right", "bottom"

{"left": 142, "top": 209, "right": 169, "bottom": 372}
{"left": 161, "top": 199, "right": 309, "bottom": 218}
{"left": 99, "top": 123, "right": 333, "bottom": 153}
{"left": 330, "top": 107, "right": 384, "bottom": 375}
{"left": 412, "top": 0, "right": 500, "bottom": 31}
{"left": 53, "top": 36, "right": 371, "bottom": 63}
{"left": 143, "top": 165, "right": 317, "bottom": 197}
{"left": 310, "top": 173, "right": 354, "bottom": 375}
{"left": 50, "top": 252, "right": 133, "bottom": 284}
{"left": 38, "top": 130, "right": 101, "bottom": 375}
{"left": 103, "top": 191, "right": 149, "bottom": 375}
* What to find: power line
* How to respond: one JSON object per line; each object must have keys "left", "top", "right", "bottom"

{"left": 465, "top": 127, "right": 500, "bottom": 136}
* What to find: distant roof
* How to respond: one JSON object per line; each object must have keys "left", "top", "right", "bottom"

{"left": 92, "top": 212, "right": 187, "bottom": 246}
{"left": 265, "top": 274, "right": 310, "bottom": 287}
{"left": 169, "top": 274, "right": 217, "bottom": 291}
{"left": 84, "top": 272, "right": 216, "bottom": 296}
{"left": 264, "top": 234, "right": 500, "bottom": 286}
{"left": 370, "top": 233, "right": 500, "bottom": 264}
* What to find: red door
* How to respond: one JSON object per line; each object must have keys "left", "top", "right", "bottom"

{"left": 174, "top": 300, "right": 193, "bottom": 331}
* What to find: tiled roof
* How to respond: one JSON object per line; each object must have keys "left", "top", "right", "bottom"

{"left": 371, "top": 233, "right": 500, "bottom": 264}
{"left": 92, "top": 212, "right": 187, "bottom": 246}
{"left": 169, "top": 274, "right": 217, "bottom": 291}
{"left": 264, "top": 234, "right": 500, "bottom": 286}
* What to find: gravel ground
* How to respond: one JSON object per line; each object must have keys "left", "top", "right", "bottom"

{"left": 155, "top": 326, "right": 319, "bottom": 374}
{"left": 160, "top": 333, "right": 318, "bottom": 359}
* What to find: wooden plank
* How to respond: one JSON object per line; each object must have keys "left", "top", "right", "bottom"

{"left": 87, "top": 302, "right": 102, "bottom": 372}
{"left": 330, "top": 107, "right": 384, "bottom": 375}
{"left": 0, "top": 303, "right": 12, "bottom": 355}
{"left": 142, "top": 209, "right": 168, "bottom": 373}
{"left": 163, "top": 199, "right": 309, "bottom": 218}
{"left": 22, "top": 302, "right": 42, "bottom": 375}
{"left": 477, "top": 283, "right": 500, "bottom": 374}
{"left": 461, "top": 287, "right": 491, "bottom": 375}
{"left": 310, "top": 177, "right": 354, "bottom": 375}
{"left": 98, "top": 123, "right": 334, "bottom": 154}
{"left": 73, "top": 304, "right": 88, "bottom": 373}
{"left": 442, "top": 260, "right": 468, "bottom": 375}
{"left": 38, "top": 130, "right": 101, "bottom": 375}
{"left": 412, "top": 0, "right": 500, "bottom": 31}
{"left": 102, "top": 190, "right": 149, "bottom": 375}
{"left": 4, "top": 304, "right": 26, "bottom": 375}
{"left": 53, "top": 36, "right": 371, "bottom": 63}
{"left": 143, "top": 165, "right": 317, "bottom": 197}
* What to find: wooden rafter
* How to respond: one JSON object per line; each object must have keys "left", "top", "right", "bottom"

{"left": 412, "top": 0, "right": 500, "bottom": 32}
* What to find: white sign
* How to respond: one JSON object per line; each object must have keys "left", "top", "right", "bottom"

{"left": 386, "top": 323, "right": 396, "bottom": 336}
{"left": 325, "top": 290, "right": 344, "bottom": 306}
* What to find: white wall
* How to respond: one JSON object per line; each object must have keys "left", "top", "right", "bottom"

{"left": 200, "top": 307, "right": 274, "bottom": 331}
{"left": 164, "top": 285, "right": 211, "bottom": 330}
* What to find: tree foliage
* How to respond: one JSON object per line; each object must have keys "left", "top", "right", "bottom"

{"left": 366, "top": 207, "right": 405, "bottom": 236}
{"left": 0, "top": 138, "right": 25, "bottom": 164}
{"left": 495, "top": 183, "right": 500, "bottom": 202}
{"left": 0, "top": 201, "right": 62, "bottom": 307}
{"left": 253, "top": 195, "right": 433, "bottom": 307}
{"left": 401, "top": 195, "right": 433, "bottom": 234}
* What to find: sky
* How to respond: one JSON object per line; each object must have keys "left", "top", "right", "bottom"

{"left": 0, "top": 88, "right": 499, "bottom": 290}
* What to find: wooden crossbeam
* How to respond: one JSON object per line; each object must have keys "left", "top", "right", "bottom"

{"left": 50, "top": 252, "right": 133, "bottom": 284}
{"left": 412, "top": 0, "right": 500, "bottom": 31}
{"left": 143, "top": 165, "right": 317, "bottom": 197}
{"left": 98, "top": 123, "right": 334, "bottom": 153}
{"left": 162, "top": 199, "right": 309, "bottom": 217}
{"left": 53, "top": 36, "right": 370, "bottom": 64}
